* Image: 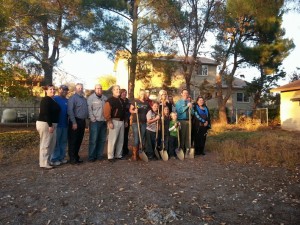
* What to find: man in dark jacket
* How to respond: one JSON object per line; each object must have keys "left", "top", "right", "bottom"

{"left": 104, "top": 85, "right": 125, "bottom": 162}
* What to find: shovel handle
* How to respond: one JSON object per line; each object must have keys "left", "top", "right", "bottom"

{"left": 189, "top": 106, "right": 192, "bottom": 148}
{"left": 135, "top": 102, "right": 143, "bottom": 150}
{"left": 161, "top": 103, "right": 164, "bottom": 150}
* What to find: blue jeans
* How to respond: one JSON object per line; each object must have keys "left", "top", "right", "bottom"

{"left": 132, "top": 123, "right": 146, "bottom": 147}
{"left": 89, "top": 121, "right": 107, "bottom": 160}
{"left": 51, "top": 127, "right": 68, "bottom": 162}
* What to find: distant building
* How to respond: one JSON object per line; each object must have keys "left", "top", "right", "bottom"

{"left": 113, "top": 51, "right": 253, "bottom": 112}
{"left": 271, "top": 80, "right": 300, "bottom": 131}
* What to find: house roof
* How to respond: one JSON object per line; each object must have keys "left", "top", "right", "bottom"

{"left": 219, "top": 77, "right": 247, "bottom": 89}
{"left": 232, "top": 77, "right": 247, "bottom": 87}
{"left": 270, "top": 80, "right": 300, "bottom": 92}
{"left": 153, "top": 56, "right": 219, "bottom": 65}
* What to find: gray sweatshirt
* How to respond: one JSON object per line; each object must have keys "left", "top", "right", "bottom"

{"left": 87, "top": 93, "right": 107, "bottom": 122}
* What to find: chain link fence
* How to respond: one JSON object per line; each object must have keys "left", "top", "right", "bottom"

{"left": 0, "top": 107, "right": 39, "bottom": 127}
{"left": 234, "top": 108, "right": 268, "bottom": 126}
{"left": 0, "top": 106, "right": 269, "bottom": 127}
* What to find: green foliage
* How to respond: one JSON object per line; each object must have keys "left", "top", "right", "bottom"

{"left": 211, "top": 0, "right": 292, "bottom": 122}
{"left": 241, "top": 11, "right": 294, "bottom": 109}
{"left": 152, "top": 0, "right": 220, "bottom": 92}
{"left": 0, "top": 59, "right": 32, "bottom": 100}
{"left": 245, "top": 71, "right": 285, "bottom": 108}
{"left": 268, "top": 107, "right": 280, "bottom": 121}
{"left": 289, "top": 67, "right": 300, "bottom": 82}
{"left": 80, "top": 0, "right": 172, "bottom": 98}
{"left": 1, "top": 0, "right": 104, "bottom": 84}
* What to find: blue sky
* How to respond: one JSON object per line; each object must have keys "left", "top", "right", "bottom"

{"left": 57, "top": 11, "right": 300, "bottom": 89}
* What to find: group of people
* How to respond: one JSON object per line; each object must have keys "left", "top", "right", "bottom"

{"left": 36, "top": 83, "right": 211, "bottom": 169}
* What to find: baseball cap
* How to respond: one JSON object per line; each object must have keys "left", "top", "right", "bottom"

{"left": 59, "top": 85, "right": 69, "bottom": 91}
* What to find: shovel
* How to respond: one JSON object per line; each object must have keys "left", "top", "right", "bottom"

{"left": 154, "top": 107, "right": 161, "bottom": 160}
{"left": 185, "top": 106, "right": 195, "bottom": 159}
{"left": 159, "top": 103, "right": 168, "bottom": 161}
{"left": 135, "top": 102, "right": 148, "bottom": 162}
{"left": 175, "top": 122, "right": 184, "bottom": 160}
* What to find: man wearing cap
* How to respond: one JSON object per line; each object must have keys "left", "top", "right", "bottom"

{"left": 87, "top": 84, "right": 107, "bottom": 162}
{"left": 68, "top": 83, "right": 88, "bottom": 164}
{"left": 50, "top": 85, "right": 69, "bottom": 166}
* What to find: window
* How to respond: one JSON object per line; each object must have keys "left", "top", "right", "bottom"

{"left": 197, "top": 65, "right": 208, "bottom": 76}
{"left": 237, "top": 92, "right": 250, "bottom": 103}
{"left": 138, "top": 61, "right": 152, "bottom": 71}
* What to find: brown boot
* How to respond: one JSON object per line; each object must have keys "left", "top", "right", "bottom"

{"left": 132, "top": 146, "right": 138, "bottom": 161}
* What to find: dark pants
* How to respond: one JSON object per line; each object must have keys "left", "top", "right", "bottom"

{"left": 193, "top": 125, "right": 208, "bottom": 155}
{"left": 146, "top": 129, "right": 156, "bottom": 158}
{"left": 122, "top": 124, "right": 130, "bottom": 156}
{"left": 168, "top": 135, "right": 178, "bottom": 157}
{"left": 179, "top": 120, "right": 189, "bottom": 151}
{"left": 68, "top": 118, "right": 86, "bottom": 162}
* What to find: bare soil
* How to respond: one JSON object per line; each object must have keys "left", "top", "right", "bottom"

{"left": 0, "top": 126, "right": 299, "bottom": 225}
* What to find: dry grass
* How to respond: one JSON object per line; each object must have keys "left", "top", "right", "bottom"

{"left": 1, "top": 124, "right": 299, "bottom": 170}
{"left": 0, "top": 130, "right": 39, "bottom": 163}
{"left": 207, "top": 124, "right": 300, "bottom": 169}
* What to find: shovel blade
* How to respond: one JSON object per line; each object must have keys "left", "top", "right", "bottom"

{"left": 176, "top": 148, "right": 184, "bottom": 160}
{"left": 189, "top": 147, "right": 195, "bottom": 158}
{"left": 163, "top": 150, "right": 169, "bottom": 161}
{"left": 185, "top": 148, "right": 195, "bottom": 159}
{"left": 138, "top": 150, "right": 148, "bottom": 162}
{"left": 154, "top": 147, "right": 161, "bottom": 160}
{"left": 160, "top": 150, "right": 168, "bottom": 161}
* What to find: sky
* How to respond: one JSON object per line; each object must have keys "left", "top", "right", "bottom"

{"left": 57, "top": 11, "right": 300, "bottom": 90}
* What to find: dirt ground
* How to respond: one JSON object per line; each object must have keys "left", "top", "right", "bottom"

{"left": 0, "top": 126, "right": 300, "bottom": 225}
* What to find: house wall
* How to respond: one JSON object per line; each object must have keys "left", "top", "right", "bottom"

{"left": 114, "top": 58, "right": 129, "bottom": 91}
{"left": 114, "top": 56, "right": 253, "bottom": 112}
{"left": 280, "top": 90, "right": 300, "bottom": 131}
{"left": 231, "top": 91, "right": 254, "bottom": 110}
{"left": 191, "top": 64, "right": 216, "bottom": 84}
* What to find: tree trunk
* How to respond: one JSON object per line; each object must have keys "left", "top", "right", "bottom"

{"left": 252, "top": 92, "right": 260, "bottom": 110}
{"left": 42, "top": 61, "right": 53, "bottom": 85}
{"left": 182, "top": 58, "right": 195, "bottom": 94}
{"left": 218, "top": 104, "right": 227, "bottom": 124}
{"left": 128, "top": 0, "right": 139, "bottom": 100}
{"left": 40, "top": 8, "right": 61, "bottom": 86}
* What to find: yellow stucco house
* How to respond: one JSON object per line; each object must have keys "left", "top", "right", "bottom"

{"left": 271, "top": 80, "right": 300, "bottom": 131}
{"left": 113, "top": 52, "right": 253, "bottom": 115}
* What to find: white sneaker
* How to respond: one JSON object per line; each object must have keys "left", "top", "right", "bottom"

{"left": 41, "top": 165, "right": 53, "bottom": 169}
{"left": 60, "top": 159, "right": 68, "bottom": 164}
{"left": 50, "top": 161, "right": 61, "bottom": 166}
